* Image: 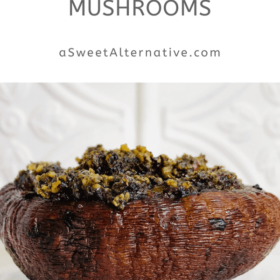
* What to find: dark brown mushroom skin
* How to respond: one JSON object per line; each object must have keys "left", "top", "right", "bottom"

{"left": 1, "top": 184, "right": 280, "bottom": 280}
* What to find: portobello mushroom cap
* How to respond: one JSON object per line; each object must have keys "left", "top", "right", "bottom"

{"left": 0, "top": 144, "right": 280, "bottom": 280}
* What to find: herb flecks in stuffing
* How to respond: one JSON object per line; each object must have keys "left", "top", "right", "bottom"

{"left": 14, "top": 144, "right": 244, "bottom": 210}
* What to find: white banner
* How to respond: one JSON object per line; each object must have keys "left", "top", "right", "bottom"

{"left": 0, "top": 0, "right": 279, "bottom": 82}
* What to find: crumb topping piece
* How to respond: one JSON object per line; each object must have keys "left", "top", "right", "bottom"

{"left": 14, "top": 144, "right": 244, "bottom": 210}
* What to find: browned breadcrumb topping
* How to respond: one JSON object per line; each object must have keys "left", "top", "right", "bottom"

{"left": 14, "top": 144, "right": 244, "bottom": 210}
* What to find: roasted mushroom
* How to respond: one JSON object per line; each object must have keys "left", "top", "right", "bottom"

{"left": 0, "top": 144, "right": 280, "bottom": 280}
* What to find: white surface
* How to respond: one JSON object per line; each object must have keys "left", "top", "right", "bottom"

{"left": 0, "top": 1, "right": 280, "bottom": 82}
{"left": 0, "top": 84, "right": 280, "bottom": 279}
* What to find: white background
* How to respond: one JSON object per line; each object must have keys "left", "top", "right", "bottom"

{"left": 0, "top": 0, "right": 280, "bottom": 82}
{"left": 0, "top": 84, "right": 280, "bottom": 279}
